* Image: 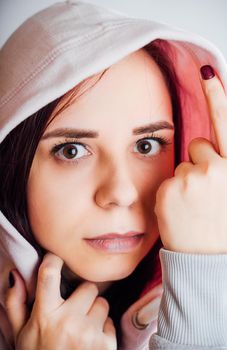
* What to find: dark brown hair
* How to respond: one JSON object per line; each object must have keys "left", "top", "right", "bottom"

{"left": 0, "top": 39, "right": 182, "bottom": 345}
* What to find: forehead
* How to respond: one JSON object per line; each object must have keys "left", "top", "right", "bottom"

{"left": 47, "top": 49, "right": 172, "bottom": 130}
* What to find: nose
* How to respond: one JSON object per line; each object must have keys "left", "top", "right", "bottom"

{"left": 94, "top": 160, "right": 139, "bottom": 209}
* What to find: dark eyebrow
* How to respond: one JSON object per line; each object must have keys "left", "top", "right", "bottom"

{"left": 41, "top": 121, "right": 174, "bottom": 140}
{"left": 133, "top": 121, "right": 174, "bottom": 135}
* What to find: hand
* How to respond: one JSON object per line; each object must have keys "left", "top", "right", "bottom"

{"left": 5, "top": 253, "right": 117, "bottom": 350}
{"left": 154, "top": 65, "right": 227, "bottom": 254}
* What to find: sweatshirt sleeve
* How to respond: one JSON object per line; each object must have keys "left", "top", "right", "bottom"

{"left": 149, "top": 248, "right": 227, "bottom": 349}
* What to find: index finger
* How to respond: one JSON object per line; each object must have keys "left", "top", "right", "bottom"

{"left": 200, "top": 65, "right": 227, "bottom": 157}
{"left": 32, "top": 252, "right": 64, "bottom": 314}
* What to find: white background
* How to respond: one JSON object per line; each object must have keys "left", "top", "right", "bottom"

{"left": 0, "top": 0, "right": 227, "bottom": 58}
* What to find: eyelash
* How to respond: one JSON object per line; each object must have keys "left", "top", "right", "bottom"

{"left": 50, "top": 133, "right": 172, "bottom": 164}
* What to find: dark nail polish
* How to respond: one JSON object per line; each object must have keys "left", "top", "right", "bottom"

{"left": 9, "top": 271, "right": 15, "bottom": 288}
{"left": 200, "top": 65, "right": 215, "bottom": 80}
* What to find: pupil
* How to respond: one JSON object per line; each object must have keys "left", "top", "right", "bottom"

{"left": 138, "top": 141, "right": 151, "bottom": 154}
{"left": 63, "top": 145, "right": 77, "bottom": 158}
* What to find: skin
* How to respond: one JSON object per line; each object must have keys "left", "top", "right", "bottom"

{"left": 6, "top": 51, "right": 227, "bottom": 349}
{"left": 26, "top": 48, "right": 175, "bottom": 286}
{"left": 5, "top": 48, "right": 175, "bottom": 350}
{"left": 155, "top": 73, "right": 227, "bottom": 254}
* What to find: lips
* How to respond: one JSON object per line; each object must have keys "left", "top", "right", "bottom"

{"left": 84, "top": 232, "right": 145, "bottom": 253}
{"left": 86, "top": 231, "right": 145, "bottom": 240}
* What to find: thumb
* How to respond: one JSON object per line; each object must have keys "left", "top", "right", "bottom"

{"left": 5, "top": 269, "right": 29, "bottom": 339}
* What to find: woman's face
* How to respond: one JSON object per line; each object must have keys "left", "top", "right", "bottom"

{"left": 27, "top": 48, "right": 175, "bottom": 283}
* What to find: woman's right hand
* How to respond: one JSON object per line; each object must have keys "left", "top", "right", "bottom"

{"left": 5, "top": 253, "right": 117, "bottom": 350}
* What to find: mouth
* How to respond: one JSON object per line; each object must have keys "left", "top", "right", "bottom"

{"left": 84, "top": 231, "right": 145, "bottom": 253}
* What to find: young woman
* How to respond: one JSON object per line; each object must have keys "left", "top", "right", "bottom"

{"left": 0, "top": 1, "right": 227, "bottom": 349}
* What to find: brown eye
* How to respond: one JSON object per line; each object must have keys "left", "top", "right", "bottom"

{"left": 134, "top": 139, "right": 161, "bottom": 156}
{"left": 137, "top": 140, "right": 152, "bottom": 154}
{"left": 63, "top": 145, "right": 78, "bottom": 159}
{"left": 53, "top": 143, "right": 90, "bottom": 162}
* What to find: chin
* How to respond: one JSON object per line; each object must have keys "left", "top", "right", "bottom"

{"left": 85, "top": 264, "right": 137, "bottom": 282}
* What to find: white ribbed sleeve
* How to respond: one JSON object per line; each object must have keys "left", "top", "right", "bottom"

{"left": 149, "top": 248, "right": 227, "bottom": 349}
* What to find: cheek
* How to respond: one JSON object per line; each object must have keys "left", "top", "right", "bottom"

{"left": 26, "top": 159, "right": 92, "bottom": 246}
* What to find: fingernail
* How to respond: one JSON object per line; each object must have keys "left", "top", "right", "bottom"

{"left": 8, "top": 271, "right": 15, "bottom": 288}
{"left": 200, "top": 65, "right": 215, "bottom": 80}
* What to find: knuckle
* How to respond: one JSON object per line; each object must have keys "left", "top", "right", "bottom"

{"left": 205, "top": 82, "right": 217, "bottom": 95}
{"left": 188, "top": 137, "right": 207, "bottom": 150}
{"left": 182, "top": 173, "right": 196, "bottom": 191}
{"left": 31, "top": 315, "right": 44, "bottom": 328}
{"left": 61, "top": 318, "right": 76, "bottom": 334}
{"left": 213, "top": 100, "right": 227, "bottom": 120}
{"left": 42, "top": 253, "right": 63, "bottom": 269}
{"left": 204, "top": 78, "right": 221, "bottom": 95}
{"left": 29, "top": 312, "right": 48, "bottom": 335}
{"left": 204, "top": 162, "right": 215, "bottom": 176}
{"left": 38, "top": 264, "right": 58, "bottom": 285}
{"left": 157, "top": 178, "right": 176, "bottom": 199}
{"left": 79, "top": 326, "right": 96, "bottom": 346}
{"left": 174, "top": 161, "right": 190, "bottom": 176}
{"left": 96, "top": 296, "right": 109, "bottom": 311}
{"left": 85, "top": 282, "right": 99, "bottom": 295}
{"left": 155, "top": 178, "right": 178, "bottom": 215}
{"left": 202, "top": 160, "right": 220, "bottom": 178}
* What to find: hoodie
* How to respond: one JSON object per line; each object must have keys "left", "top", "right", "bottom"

{"left": 0, "top": 1, "right": 227, "bottom": 349}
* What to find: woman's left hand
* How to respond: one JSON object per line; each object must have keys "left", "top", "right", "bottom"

{"left": 155, "top": 65, "right": 227, "bottom": 254}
